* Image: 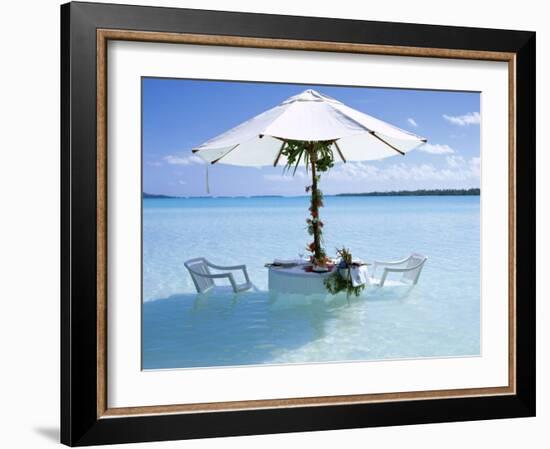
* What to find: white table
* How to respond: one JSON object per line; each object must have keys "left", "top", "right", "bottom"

{"left": 267, "top": 264, "right": 336, "bottom": 295}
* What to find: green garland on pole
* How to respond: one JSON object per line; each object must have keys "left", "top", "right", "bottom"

{"left": 281, "top": 140, "right": 335, "bottom": 265}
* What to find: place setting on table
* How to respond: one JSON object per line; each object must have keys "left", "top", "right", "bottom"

{"left": 265, "top": 248, "right": 371, "bottom": 297}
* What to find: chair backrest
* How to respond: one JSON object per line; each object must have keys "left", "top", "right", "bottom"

{"left": 401, "top": 253, "right": 427, "bottom": 285}
{"left": 184, "top": 258, "right": 214, "bottom": 293}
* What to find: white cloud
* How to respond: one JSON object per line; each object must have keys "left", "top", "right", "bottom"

{"left": 263, "top": 171, "right": 306, "bottom": 182}
{"left": 163, "top": 154, "right": 204, "bottom": 165}
{"left": 417, "top": 143, "right": 455, "bottom": 154}
{"left": 407, "top": 118, "right": 418, "bottom": 127}
{"left": 469, "top": 157, "right": 481, "bottom": 177}
{"left": 443, "top": 112, "right": 480, "bottom": 126}
{"left": 263, "top": 174, "right": 295, "bottom": 183}
{"left": 146, "top": 161, "right": 163, "bottom": 167}
{"left": 445, "top": 155, "right": 480, "bottom": 175}
{"left": 445, "top": 155, "right": 465, "bottom": 168}
{"left": 326, "top": 158, "right": 480, "bottom": 184}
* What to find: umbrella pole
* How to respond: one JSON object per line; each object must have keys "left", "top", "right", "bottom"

{"left": 309, "top": 144, "right": 322, "bottom": 263}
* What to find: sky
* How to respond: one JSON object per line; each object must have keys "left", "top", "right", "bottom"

{"left": 142, "top": 78, "right": 480, "bottom": 197}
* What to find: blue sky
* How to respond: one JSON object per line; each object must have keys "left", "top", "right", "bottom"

{"left": 143, "top": 78, "right": 480, "bottom": 196}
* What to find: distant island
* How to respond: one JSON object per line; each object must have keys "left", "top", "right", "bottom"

{"left": 143, "top": 192, "right": 177, "bottom": 199}
{"left": 143, "top": 192, "right": 284, "bottom": 199}
{"left": 336, "top": 188, "right": 480, "bottom": 197}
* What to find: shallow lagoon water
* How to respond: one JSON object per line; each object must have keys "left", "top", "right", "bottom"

{"left": 142, "top": 196, "right": 480, "bottom": 369}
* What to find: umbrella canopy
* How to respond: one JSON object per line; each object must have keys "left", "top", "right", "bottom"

{"left": 192, "top": 89, "right": 427, "bottom": 166}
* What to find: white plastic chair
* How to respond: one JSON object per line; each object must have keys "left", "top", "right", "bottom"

{"left": 370, "top": 253, "right": 427, "bottom": 287}
{"left": 184, "top": 257, "right": 252, "bottom": 294}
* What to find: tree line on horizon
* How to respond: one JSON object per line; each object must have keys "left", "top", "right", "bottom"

{"left": 336, "top": 188, "right": 480, "bottom": 197}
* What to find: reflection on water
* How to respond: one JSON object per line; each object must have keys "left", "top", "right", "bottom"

{"left": 143, "top": 284, "right": 478, "bottom": 369}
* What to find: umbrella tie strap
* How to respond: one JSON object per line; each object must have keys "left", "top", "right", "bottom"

{"left": 206, "top": 163, "right": 210, "bottom": 194}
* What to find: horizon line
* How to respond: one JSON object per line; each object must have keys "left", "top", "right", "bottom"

{"left": 143, "top": 187, "right": 481, "bottom": 199}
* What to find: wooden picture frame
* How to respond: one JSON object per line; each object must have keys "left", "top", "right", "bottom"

{"left": 61, "top": 1, "right": 535, "bottom": 446}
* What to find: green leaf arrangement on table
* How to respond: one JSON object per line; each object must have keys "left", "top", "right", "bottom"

{"left": 324, "top": 247, "right": 366, "bottom": 297}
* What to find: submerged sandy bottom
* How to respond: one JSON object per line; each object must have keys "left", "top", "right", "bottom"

{"left": 143, "top": 286, "right": 480, "bottom": 369}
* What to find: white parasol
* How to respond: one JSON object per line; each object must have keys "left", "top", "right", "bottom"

{"left": 192, "top": 89, "right": 426, "bottom": 166}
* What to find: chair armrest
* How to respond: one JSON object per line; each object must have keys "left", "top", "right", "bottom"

{"left": 206, "top": 261, "right": 245, "bottom": 271}
{"left": 372, "top": 257, "right": 410, "bottom": 267}
{"left": 383, "top": 260, "right": 425, "bottom": 273}
{"left": 192, "top": 270, "right": 238, "bottom": 290}
{"left": 205, "top": 262, "right": 250, "bottom": 283}
{"left": 372, "top": 257, "right": 408, "bottom": 275}
{"left": 187, "top": 269, "right": 230, "bottom": 280}
{"left": 382, "top": 267, "right": 409, "bottom": 274}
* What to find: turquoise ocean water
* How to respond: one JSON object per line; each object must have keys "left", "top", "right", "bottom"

{"left": 142, "top": 196, "right": 480, "bottom": 369}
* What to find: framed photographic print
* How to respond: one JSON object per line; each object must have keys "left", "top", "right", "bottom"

{"left": 61, "top": 1, "right": 536, "bottom": 446}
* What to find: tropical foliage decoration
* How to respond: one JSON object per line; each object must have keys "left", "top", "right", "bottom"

{"left": 323, "top": 271, "right": 365, "bottom": 297}
{"left": 281, "top": 140, "right": 335, "bottom": 265}
{"left": 323, "top": 247, "right": 366, "bottom": 297}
